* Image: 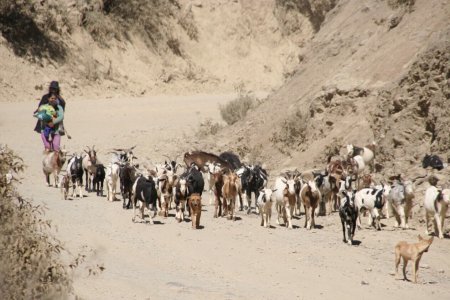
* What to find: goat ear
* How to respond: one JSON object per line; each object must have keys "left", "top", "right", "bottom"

{"left": 272, "top": 189, "right": 278, "bottom": 193}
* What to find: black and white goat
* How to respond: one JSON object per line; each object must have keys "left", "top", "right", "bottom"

{"left": 354, "top": 184, "right": 391, "bottom": 231}
{"left": 237, "top": 164, "right": 268, "bottom": 214}
{"left": 67, "top": 154, "right": 83, "bottom": 198}
{"left": 339, "top": 190, "right": 357, "bottom": 245}
{"left": 132, "top": 175, "right": 158, "bottom": 224}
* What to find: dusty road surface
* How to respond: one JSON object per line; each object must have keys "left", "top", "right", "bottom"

{"left": 1, "top": 95, "right": 449, "bottom": 300}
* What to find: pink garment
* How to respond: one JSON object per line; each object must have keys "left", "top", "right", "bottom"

{"left": 41, "top": 132, "right": 60, "bottom": 151}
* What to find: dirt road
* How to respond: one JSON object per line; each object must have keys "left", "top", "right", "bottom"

{"left": 0, "top": 95, "right": 449, "bottom": 300}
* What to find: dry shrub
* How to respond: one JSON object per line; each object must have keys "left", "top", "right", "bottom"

{"left": 0, "top": 0, "right": 68, "bottom": 62}
{"left": 323, "top": 137, "right": 343, "bottom": 161}
{"left": 81, "top": 10, "right": 117, "bottom": 47}
{"left": 0, "top": 145, "right": 72, "bottom": 299}
{"left": 270, "top": 109, "right": 309, "bottom": 155}
{"left": 387, "top": 0, "right": 415, "bottom": 11}
{"left": 237, "top": 144, "right": 263, "bottom": 164}
{"left": 178, "top": 6, "right": 198, "bottom": 41}
{"left": 196, "top": 118, "right": 223, "bottom": 138}
{"left": 220, "top": 85, "right": 259, "bottom": 125}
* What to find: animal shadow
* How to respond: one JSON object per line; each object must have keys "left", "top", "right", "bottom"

{"left": 351, "top": 240, "right": 362, "bottom": 246}
{"left": 313, "top": 225, "right": 324, "bottom": 229}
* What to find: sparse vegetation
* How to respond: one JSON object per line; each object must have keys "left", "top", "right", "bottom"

{"left": 196, "top": 118, "right": 223, "bottom": 138}
{"left": 270, "top": 109, "right": 309, "bottom": 155}
{"left": 220, "top": 84, "right": 260, "bottom": 125}
{"left": 0, "top": 145, "right": 72, "bottom": 299}
{"left": 236, "top": 144, "right": 264, "bottom": 165}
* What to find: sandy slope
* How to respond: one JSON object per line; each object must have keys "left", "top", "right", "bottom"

{"left": 0, "top": 96, "right": 449, "bottom": 300}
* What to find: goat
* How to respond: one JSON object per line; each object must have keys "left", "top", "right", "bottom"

{"left": 346, "top": 142, "right": 376, "bottom": 166}
{"left": 210, "top": 166, "right": 226, "bottom": 218}
{"left": 93, "top": 164, "right": 106, "bottom": 197}
{"left": 274, "top": 176, "right": 298, "bottom": 229}
{"left": 314, "top": 173, "right": 339, "bottom": 216}
{"left": 219, "top": 151, "right": 242, "bottom": 170}
{"left": 222, "top": 172, "right": 239, "bottom": 221}
{"left": 111, "top": 146, "right": 137, "bottom": 165}
{"left": 354, "top": 184, "right": 391, "bottom": 230}
{"left": 59, "top": 172, "right": 70, "bottom": 200}
{"left": 345, "top": 155, "right": 365, "bottom": 189}
{"left": 237, "top": 164, "right": 268, "bottom": 214}
{"left": 257, "top": 188, "right": 276, "bottom": 228}
{"left": 132, "top": 175, "right": 158, "bottom": 224}
{"left": 423, "top": 186, "right": 450, "bottom": 239}
{"left": 206, "top": 162, "right": 223, "bottom": 206}
{"left": 339, "top": 190, "right": 357, "bottom": 245}
{"left": 105, "top": 162, "right": 120, "bottom": 202}
{"left": 174, "top": 178, "right": 189, "bottom": 222}
{"left": 157, "top": 174, "right": 171, "bottom": 218}
{"left": 183, "top": 150, "right": 233, "bottom": 171}
{"left": 42, "top": 149, "right": 67, "bottom": 187}
{"left": 185, "top": 163, "right": 205, "bottom": 196}
{"left": 387, "top": 180, "right": 415, "bottom": 229}
{"left": 119, "top": 162, "right": 137, "bottom": 209}
{"left": 67, "top": 154, "right": 83, "bottom": 198}
{"left": 82, "top": 145, "right": 98, "bottom": 192}
{"left": 300, "top": 180, "right": 321, "bottom": 230}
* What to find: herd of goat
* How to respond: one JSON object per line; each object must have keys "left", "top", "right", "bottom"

{"left": 42, "top": 142, "right": 450, "bottom": 244}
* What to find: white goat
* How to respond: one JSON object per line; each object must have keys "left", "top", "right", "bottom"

{"left": 256, "top": 188, "right": 276, "bottom": 228}
{"left": 106, "top": 162, "right": 120, "bottom": 202}
{"left": 423, "top": 186, "right": 450, "bottom": 239}
{"left": 274, "top": 176, "right": 297, "bottom": 229}
{"left": 387, "top": 180, "right": 414, "bottom": 229}
{"left": 346, "top": 142, "right": 375, "bottom": 165}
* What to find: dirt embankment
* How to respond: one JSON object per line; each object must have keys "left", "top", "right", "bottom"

{"left": 204, "top": 0, "right": 449, "bottom": 180}
{"left": 0, "top": 0, "right": 337, "bottom": 102}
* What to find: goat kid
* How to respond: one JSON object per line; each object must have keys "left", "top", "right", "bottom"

{"left": 257, "top": 188, "right": 276, "bottom": 228}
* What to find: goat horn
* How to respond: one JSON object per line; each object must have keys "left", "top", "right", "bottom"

{"left": 163, "top": 154, "right": 172, "bottom": 161}
{"left": 130, "top": 145, "right": 136, "bottom": 150}
{"left": 92, "top": 145, "right": 96, "bottom": 150}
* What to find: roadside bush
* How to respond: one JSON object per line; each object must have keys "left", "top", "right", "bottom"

{"left": 0, "top": 145, "right": 72, "bottom": 299}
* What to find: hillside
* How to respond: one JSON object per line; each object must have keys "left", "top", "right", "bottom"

{"left": 0, "top": 0, "right": 336, "bottom": 101}
{"left": 206, "top": 0, "right": 450, "bottom": 181}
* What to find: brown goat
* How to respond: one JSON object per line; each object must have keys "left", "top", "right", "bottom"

{"left": 222, "top": 172, "right": 239, "bottom": 221}
{"left": 42, "top": 149, "right": 67, "bottom": 187}
{"left": 300, "top": 180, "right": 321, "bottom": 230}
